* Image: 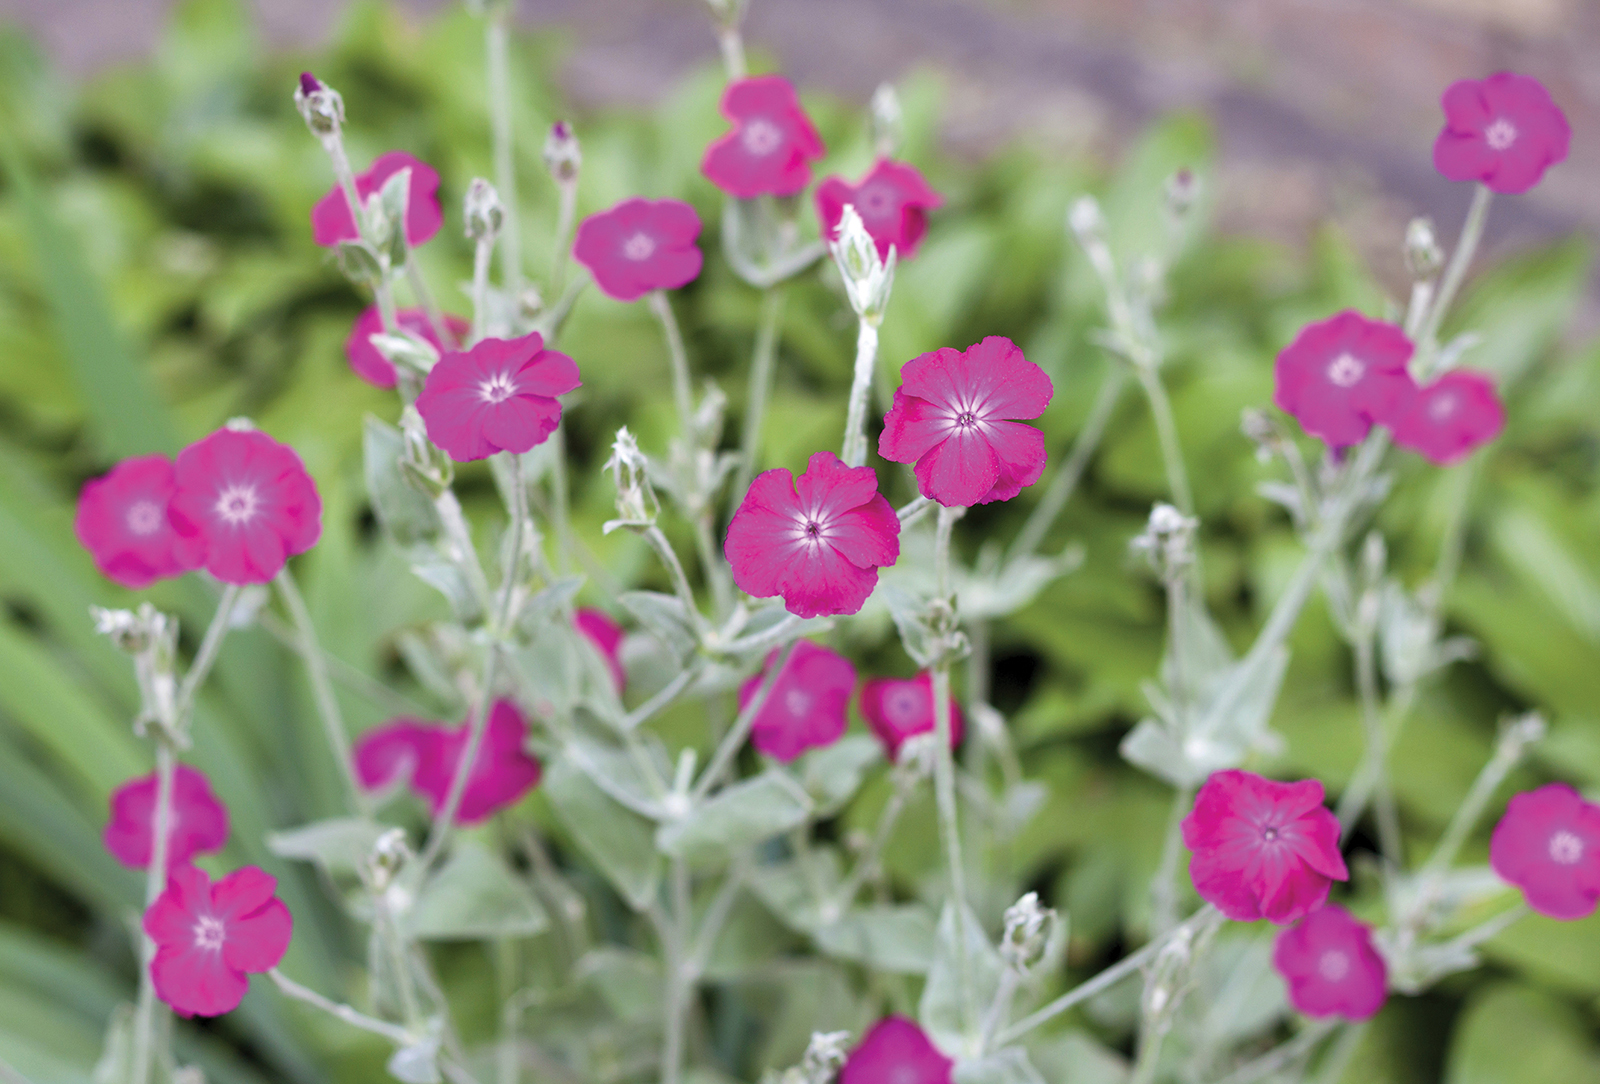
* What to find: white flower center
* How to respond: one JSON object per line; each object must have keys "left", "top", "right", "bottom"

{"left": 192, "top": 915, "right": 226, "bottom": 952}
{"left": 1549, "top": 829, "right": 1585, "bottom": 865}
{"left": 1261, "top": 824, "right": 1282, "bottom": 843}
{"left": 1317, "top": 949, "right": 1351, "bottom": 982}
{"left": 1485, "top": 118, "right": 1518, "bottom": 151}
{"left": 622, "top": 232, "right": 657, "bottom": 261}
{"left": 784, "top": 688, "right": 812, "bottom": 716}
{"left": 1326, "top": 353, "right": 1366, "bottom": 388}
{"left": 214, "top": 484, "right": 260, "bottom": 526}
{"left": 741, "top": 119, "right": 783, "bottom": 156}
{"left": 125, "top": 499, "right": 165, "bottom": 536}
{"left": 1427, "top": 393, "right": 1458, "bottom": 421}
{"left": 479, "top": 371, "right": 518, "bottom": 404}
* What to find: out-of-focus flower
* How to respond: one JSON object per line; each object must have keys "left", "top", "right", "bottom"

{"left": 104, "top": 764, "right": 230, "bottom": 870}
{"left": 1434, "top": 72, "right": 1570, "bottom": 194}
{"left": 1272, "top": 311, "right": 1416, "bottom": 449}
{"left": 572, "top": 198, "right": 704, "bottom": 301}
{"left": 701, "top": 76, "right": 825, "bottom": 199}
{"left": 859, "top": 672, "right": 964, "bottom": 760}
{"left": 144, "top": 864, "right": 292, "bottom": 1017}
{"left": 75, "top": 455, "right": 203, "bottom": 589}
{"left": 357, "top": 701, "right": 543, "bottom": 825}
{"left": 345, "top": 306, "right": 468, "bottom": 388}
{"left": 415, "top": 333, "right": 580, "bottom": 462}
{"left": 1390, "top": 369, "right": 1506, "bottom": 465}
{"left": 311, "top": 150, "right": 443, "bottom": 247}
{"left": 353, "top": 720, "right": 435, "bottom": 793}
{"left": 815, "top": 159, "right": 942, "bottom": 261}
{"left": 739, "top": 640, "right": 856, "bottom": 762}
{"left": 1490, "top": 783, "right": 1600, "bottom": 920}
{"left": 1272, "top": 904, "right": 1388, "bottom": 1020}
{"left": 839, "top": 1017, "right": 952, "bottom": 1084}
{"left": 575, "top": 607, "right": 626, "bottom": 691}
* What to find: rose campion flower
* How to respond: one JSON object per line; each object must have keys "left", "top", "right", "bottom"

{"left": 1181, "top": 769, "right": 1349, "bottom": 925}
{"left": 859, "top": 672, "right": 964, "bottom": 760}
{"left": 700, "top": 75, "right": 825, "bottom": 199}
{"left": 1272, "top": 904, "right": 1388, "bottom": 1020}
{"left": 1433, "top": 73, "right": 1571, "bottom": 194}
{"left": 357, "top": 700, "right": 542, "bottom": 825}
{"left": 724, "top": 451, "right": 900, "bottom": 619}
{"left": 345, "top": 305, "right": 469, "bottom": 389}
{"left": 74, "top": 455, "right": 203, "bottom": 589}
{"left": 575, "top": 607, "right": 626, "bottom": 691}
{"left": 571, "top": 198, "right": 704, "bottom": 302}
{"left": 311, "top": 150, "right": 444, "bottom": 247}
{"left": 353, "top": 719, "right": 435, "bottom": 793}
{"left": 1489, "top": 783, "right": 1600, "bottom": 920}
{"left": 739, "top": 640, "right": 856, "bottom": 762}
{"left": 415, "top": 333, "right": 581, "bottom": 462}
{"left": 840, "top": 1016, "right": 953, "bottom": 1084}
{"left": 104, "top": 764, "right": 230, "bottom": 870}
{"left": 168, "top": 428, "right": 322, "bottom": 585}
{"left": 879, "top": 336, "right": 1054, "bottom": 507}
{"left": 1390, "top": 369, "right": 1506, "bottom": 466}
{"left": 1272, "top": 311, "right": 1417, "bottom": 449}
{"left": 815, "top": 159, "right": 943, "bottom": 261}
{"left": 144, "top": 864, "right": 292, "bottom": 1018}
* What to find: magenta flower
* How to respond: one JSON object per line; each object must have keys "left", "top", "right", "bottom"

{"left": 1390, "top": 369, "right": 1506, "bottom": 466}
{"left": 700, "top": 75, "right": 825, "bottom": 199}
{"left": 1489, "top": 783, "right": 1600, "bottom": 920}
{"left": 575, "top": 607, "right": 626, "bottom": 692}
{"left": 859, "top": 672, "right": 964, "bottom": 760}
{"left": 1434, "top": 73, "right": 1571, "bottom": 194}
{"left": 168, "top": 429, "right": 322, "bottom": 585}
{"left": 74, "top": 455, "right": 203, "bottom": 590}
{"left": 724, "top": 451, "right": 900, "bottom": 619}
{"left": 879, "top": 336, "right": 1054, "bottom": 508}
{"left": 104, "top": 764, "right": 230, "bottom": 870}
{"left": 1181, "top": 769, "right": 1349, "bottom": 925}
{"left": 1272, "top": 904, "right": 1388, "bottom": 1020}
{"left": 143, "top": 864, "right": 292, "bottom": 1018}
{"left": 840, "top": 1016, "right": 953, "bottom": 1084}
{"left": 358, "top": 700, "right": 542, "bottom": 825}
{"left": 1272, "top": 311, "right": 1417, "bottom": 449}
{"left": 311, "top": 150, "right": 444, "bottom": 248}
{"left": 345, "top": 305, "right": 468, "bottom": 389}
{"left": 353, "top": 720, "right": 435, "bottom": 793}
{"left": 572, "top": 198, "right": 704, "bottom": 302}
{"left": 816, "top": 159, "right": 944, "bottom": 261}
{"left": 415, "top": 333, "right": 581, "bottom": 462}
{"left": 739, "top": 641, "right": 857, "bottom": 763}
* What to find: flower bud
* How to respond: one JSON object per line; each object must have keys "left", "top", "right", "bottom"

{"left": 293, "top": 71, "right": 344, "bottom": 137}
{"left": 543, "top": 121, "right": 582, "bottom": 185}
{"left": 464, "top": 178, "right": 504, "bottom": 243}
{"left": 1165, "top": 168, "right": 1200, "bottom": 218}
{"left": 92, "top": 604, "right": 169, "bottom": 656}
{"left": 829, "top": 204, "right": 896, "bottom": 325}
{"left": 223, "top": 416, "right": 257, "bottom": 433}
{"left": 799, "top": 1031, "right": 851, "bottom": 1083}
{"left": 1067, "top": 195, "right": 1105, "bottom": 246}
{"left": 367, "top": 167, "right": 413, "bottom": 266}
{"left": 399, "top": 405, "right": 455, "bottom": 495}
{"left": 366, "top": 827, "right": 412, "bottom": 892}
{"left": 1000, "top": 891, "right": 1056, "bottom": 973}
{"left": 1405, "top": 217, "right": 1444, "bottom": 279}
{"left": 871, "top": 82, "right": 903, "bottom": 158}
{"left": 1131, "top": 502, "right": 1199, "bottom": 577}
{"left": 1498, "top": 712, "right": 1547, "bottom": 759}
{"left": 603, "top": 427, "right": 660, "bottom": 534}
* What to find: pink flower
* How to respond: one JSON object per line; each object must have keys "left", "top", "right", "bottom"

{"left": 353, "top": 719, "right": 435, "bottom": 792}
{"left": 311, "top": 150, "right": 443, "bottom": 247}
{"left": 840, "top": 1016, "right": 952, "bottom": 1084}
{"left": 739, "top": 641, "right": 856, "bottom": 762}
{"left": 572, "top": 198, "right": 704, "bottom": 302}
{"left": 1181, "top": 769, "right": 1349, "bottom": 925}
{"left": 1272, "top": 311, "right": 1417, "bottom": 449}
{"left": 816, "top": 159, "right": 943, "bottom": 261}
{"left": 878, "top": 336, "right": 1054, "bottom": 507}
{"left": 74, "top": 455, "right": 203, "bottom": 589}
{"left": 575, "top": 607, "right": 626, "bottom": 692}
{"left": 1390, "top": 369, "right": 1506, "bottom": 465}
{"left": 859, "top": 672, "right": 964, "bottom": 760}
{"left": 104, "top": 764, "right": 230, "bottom": 870}
{"left": 143, "top": 864, "right": 292, "bottom": 1018}
{"left": 358, "top": 700, "right": 542, "bottom": 825}
{"left": 345, "top": 305, "right": 469, "bottom": 389}
{"left": 168, "top": 429, "right": 322, "bottom": 585}
{"left": 1489, "top": 783, "right": 1600, "bottom": 920}
{"left": 700, "top": 75, "right": 825, "bottom": 199}
{"left": 1272, "top": 904, "right": 1388, "bottom": 1020}
{"left": 1434, "top": 73, "right": 1571, "bottom": 194}
{"left": 724, "top": 451, "right": 900, "bottom": 619}
{"left": 415, "top": 333, "right": 581, "bottom": 462}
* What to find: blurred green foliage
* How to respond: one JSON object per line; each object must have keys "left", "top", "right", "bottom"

{"left": 0, "top": 1, "right": 1598, "bottom": 1082}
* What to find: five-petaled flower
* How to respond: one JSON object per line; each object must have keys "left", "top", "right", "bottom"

{"left": 1489, "top": 783, "right": 1600, "bottom": 920}
{"left": 415, "top": 333, "right": 581, "bottom": 462}
{"left": 144, "top": 864, "right": 292, "bottom": 1018}
{"left": 700, "top": 75, "right": 825, "bottom": 199}
{"left": 816, "top": 159, "right": 943, "bottom": 261}
{"left": 169, "top": 428, "right": 323, "bottom": 585}
{"left": 1272, "top": 904, "right": 1388, "bottom": 1020}
{"left": 104, "top": 764, "right": 230, "bottom": 870}
{"left": 879, "top": 336, "right": 1054, "bottom": 507}
{"left": 572, "top": 198, "right": 704, "bottom": 302}
{"left": 575, "top": 607, "right": 626, "bottom": 692}
{"left": 1434, "top": 73, "right": 1571, "bottom": 194}
{"left": 1390, "top": 369, "right": 1506, "bottom": 465}
{"left": 1182, "top": 769, "right": 1349, "bottom": 925}
{"left": 724, "top": 451, "right": 900, "bottom": 619}
{"left": 1272, "top": 310, "right": 1417, "bottom": 449}
{"left": 859, "top": 672, "right": 964, "bottom": 760}
{"left": 345, "top": 305, "right": 468, "bottom": 389}
{"left": 75, "top": 454, "right": 203, "bottom": 589}
{"left": 740, "top": 640, "right": 857, "bottom": 762}
{"left": 839, "top": 1016, "right": 953, "bottom": 1084}
{"left": 311, "top": 150, "right": 444, "bottom": 247}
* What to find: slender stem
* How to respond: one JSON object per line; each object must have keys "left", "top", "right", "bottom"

{"left": 1418, "top": 184, "right": 1492, "bottom": 357}
{"left": 472, "top": 233, "right": 495, "bottom": 344}
{"left": 548, "top": 424, "right": 572, "bottom": 574}
{"left": 840, "top": 319, "right": 881, "bottom": 468}
{"left": 0, "top": 1054, "right": 31, "bottom": 1084}
{"left": 930, "top": 506, "right": 972, "bottom": 1026}
{"left": 977, "top": 969, "right": 1021, "bottom": 1054}
{"left": 1311, "top": 1020, "right": 1366, "bottom": 1084}
{"left": 1133, "top": 364, "right": 1194, "bottom": 517}
{"left": 1443, "top": 902, "right": 1529, "bottom": 954}
{"left": 689, "top": 860, "right": 748, "bottom": 970}
{"left": 660, "top": 858, "right": 692, "bottom": 1084}
{"left": 551, "top": 179, "right": 579, "bottom": 298}
{"left": 1217, "top": 1019, "right": 1340, "bottom": 1084}
{"left": 485, "top": 11, "right": 523, "bottom": 298}
{"left": 252, "top": 607, "right": 429, "bottom": 718}
{"left": 173, "top": 584, "right": 242, "bottom": 725}
{"left": 648, "top": 291, "right": 696, "bottom": 437}
{"left": 1011, "top": 367, "right": 1127, "bottom": 560}
{"left": 405, "top": 257, "right": 451, "bottom": 345}
{"left": 693, "top": 513, "right": 733, "bottom": 620}
{"left": 129, "top": 737, "right": 177, "bottom": 1084}
{"left": 276, "top": 567, "right": 366, "bottom": 814}
{"left": 691, "top": 641, "right": 796, "bottom": 802}
{"left": 734, "top": 288, "right": 785, "bottom": 500}
{"left": 1341, "top": 618, "right": 1402, "bottom": 863}
{"left": 715, "top": 24, "right": 747, "bottom": 79}
{"left": 829, "top": 782, "right": 912, "bottom": 914}
{"left": 1128, "top": 1020, "right": 1167, "bottom": 1084}
{"left": 1420, "top": 728, "right": 1530, "bottom": 883}
{"left": 643, "top": 525, "right": 704, "bottom": 633}
{"left": 624, "top": 664, "right": 700, "bottom": 730}
{"left": 269, "top": 968, "right": 413, "bottom": 1045}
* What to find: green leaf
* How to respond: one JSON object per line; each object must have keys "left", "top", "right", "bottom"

{"left": 363, "top": 415, "right": 442, "bottom": 548}
{"left": 919, "top": 901, "right": 1004, "bottom": 1060}
{"left": 619, "top": 590, "right": 698, "bottom": 661}
{"left": 955, "top": 1049, "right": 1047, "bottom": 1084}
{"left": 266, "top": 817, "right": 387, "bottom": 876}
{"left": 795, "top": 735, "right": 882, "bottom": 815}
{"left": 1445, "top": 982, "right": 1600, "bottom": 1084}
{"left": 404, "top": 841, "right": 549, "bottom": 941}
{"left": 813, "top": 905, "right": 937, "bottom": 975}
{"left": 656, "top": 771, "right": 814, "bottom": 861}
{"left": 544, "top": 757, "right": 662, "bottom": 910}
{"left": 1026, "top": 1032, "right": 1129, "bottom": 1084}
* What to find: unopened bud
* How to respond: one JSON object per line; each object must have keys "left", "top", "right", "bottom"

{"left": 829, "top": 204, "right": 896, "bottom": 324}
{"left": 798, "top": 1031, "right": 851, "bottom": 1083}
{"left": 366, "top": 827, "right": 412, "bottom": 891}
{"left": 224, "top": 416, "right": 257, "bottom": 432}
{"left": 399, "top": 405, "right": 454, "bottom": 494}
{"left": 1498, "top": 712, "right": 1547, "bottom": 758}
{"left": 293, "top": 71, "right": 344, "bottom": 137}
{"left": 464, "top": 178, "right": 503, "bottom": 243}
{"left": 543, "top": 121, "right": 581, "bottom": 185}
{"left": 1405, "top": 217, "right": 1443, "bottom": 279}
{"left": 1165, "top": 169, "right": 1200, "bottom": 217}
{"left": 1240, "top": 408, "right": 1280, "bottom": 463}
{"left": 870, "top": 83, "right": 903, "bottom": 158}
{"left": 1000, "top": 891, "right": 1056, "bottom": 972}
{"left": 1067, "top": 195, "right": 1104, "bottom": 245}
{"left": 1131, "top": 502, "right": 1199, "bottom": 577}
{"left": 1360, "top": 531, "right": 1387, "bottom": 589}
{"left": 603, "top": 427, "right": 659, "bottom": 534}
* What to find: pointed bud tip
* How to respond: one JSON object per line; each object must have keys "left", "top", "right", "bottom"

{"left": 299, "top": 72, "right": 322, "bottom": 97}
